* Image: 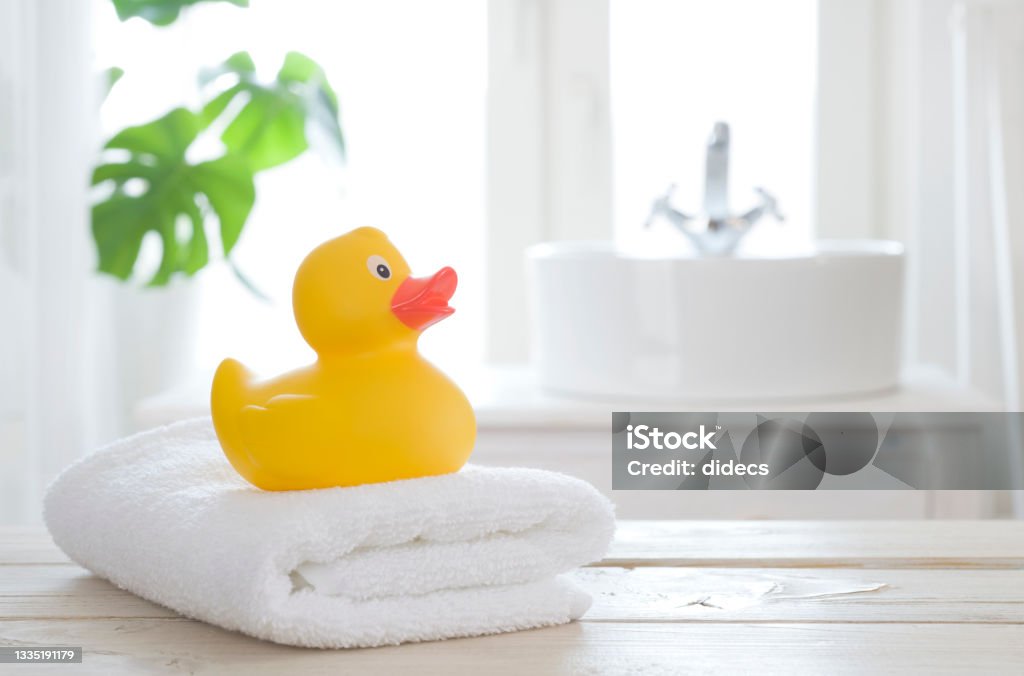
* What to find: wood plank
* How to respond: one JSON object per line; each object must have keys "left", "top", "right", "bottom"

{"left": 10, "top": 521, "right": 1024, "bottom": 569}
{"left": 0, "top": 528, "right": 69, "bottom": 565}
{"left": 0, "top": 566, "right": 177, "bottom": 619}
{"left": 4, "top": 564, "right": 1024, "bottom": 625}
{"left": 9, "top": 521, "right": 1024, "bottom": 571}
{"left": 1, "top": 619, "right": 1021, "bottom": 674}
{"left": 577, "top": 567, "right": 1024, "bottom": 624}
{"left": 606, "top": 520, "right": 1024, "bottom": 568}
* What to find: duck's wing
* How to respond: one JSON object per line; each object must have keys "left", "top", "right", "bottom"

{"left": 236, "top": 393, "right": 342, "bottom": 489}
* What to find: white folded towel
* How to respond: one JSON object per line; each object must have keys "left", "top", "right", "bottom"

{"left": 44, "top": 418, "right": 615, "bottom": 648}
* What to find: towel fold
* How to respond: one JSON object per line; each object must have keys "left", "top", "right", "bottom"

{"left": 43, "top": 418, "right": 615, "bottom": 648}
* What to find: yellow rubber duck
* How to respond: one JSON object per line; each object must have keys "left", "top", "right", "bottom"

{"left": 211, "top": 227, "right": 477, "bottom": 491}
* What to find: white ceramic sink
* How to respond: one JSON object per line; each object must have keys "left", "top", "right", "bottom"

{"left": 527, "top": 240, "right": 905, "bottom": 401}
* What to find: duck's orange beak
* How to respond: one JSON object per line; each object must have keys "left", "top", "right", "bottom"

{"left": 391, "top": 266, "right": 457, "bottom": 331}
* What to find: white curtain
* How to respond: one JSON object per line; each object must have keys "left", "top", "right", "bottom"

{"left": 956, "top": 0, "right": 1024, "bottom": 514}
{"left": 0, "top": 0, "right": 122, "bottom": 524}
{"left": 888, "top": 0, "right": 1024, "bottom": 413}
{"left": 948, "top": 0, "right": 1024, "bottom": 408}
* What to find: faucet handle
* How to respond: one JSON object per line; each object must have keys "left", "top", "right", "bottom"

{"left": 644, "top": 123, "right": 782, "bottom": 255}
{"left": 757, "top": 187, "right": 786, "bottom": 222}
{"left": 645, "top": 183, "right": 696, "bottom": 229}
{"left": 755, "top": 187, "right": 783, "bottom": 220}
{"left": 731, "top": 187, "right": 784, "bottom": 229}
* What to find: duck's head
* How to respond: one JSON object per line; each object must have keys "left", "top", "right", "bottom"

{"left": 293, "top": 227, "right": 457, "bottom": 354}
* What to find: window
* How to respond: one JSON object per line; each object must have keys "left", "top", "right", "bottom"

{"left": 486, "top": 0, "right": 820, "bottom": 359}
{"left": 610, "top": 0, "right": 817, "bottom": 254}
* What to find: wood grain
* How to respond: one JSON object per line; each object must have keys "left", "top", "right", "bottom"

{"left": 13, "top": 521, "right": 1024, "bottom": 568}
{"left": 0, "top": 528, "right": 69, "bottom": 565}
{"left": 605, "top": 520, "right": 1024, "bottom": 568}
{"left": 1, "top": 619, "right": 1021, "bottom": 675}
{"left": 578, "top": 567, "right": 1024, "bottom": 623}
{"left": 3, "top": 564, "right": 1024, "bottom": 625}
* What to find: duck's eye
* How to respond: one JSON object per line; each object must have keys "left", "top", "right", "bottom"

{"left": 367, "top": 255, "right": 391, "bottom": 280}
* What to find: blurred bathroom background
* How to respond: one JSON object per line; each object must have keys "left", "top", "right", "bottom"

{"left": 2, "top": 0, "right": 1023, "bottom": 522}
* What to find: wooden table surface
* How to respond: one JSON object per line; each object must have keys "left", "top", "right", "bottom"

{"left": 3, "top": 521, "right": 1024, "bottom": 674}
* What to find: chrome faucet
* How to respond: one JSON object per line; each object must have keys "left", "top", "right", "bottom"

{"left": 645, "top": 122, "right": 783, "bottom": 256}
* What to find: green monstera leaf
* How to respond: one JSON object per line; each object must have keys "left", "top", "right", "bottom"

{"left": 91, "top": 50, "right": 342, "bottom": 289}
{"left": 200, "top": 51, "right": 345, "bottom": 171}
{"left": 91, "top": 108, "right": 255, "bottom": 285}
{"left": 112, "top": 0, "right": 248, "bottom": 26}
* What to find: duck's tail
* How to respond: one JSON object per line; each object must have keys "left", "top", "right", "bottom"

{"left": 210, "top": 358, "right": 256, "bottom": 470}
